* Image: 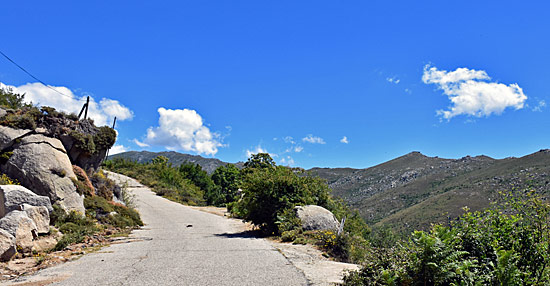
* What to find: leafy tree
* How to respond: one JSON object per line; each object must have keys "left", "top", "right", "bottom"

{"left": 179, "top": 163, "right": 222, "bottom": 206}
{"left": 233, "top": 160, "right": 332, "bottom": 233}
{"left": 243, "top": 153, "right": 276, "bottom": 169}
{"left": 211, "top": 164, "right": 241, "bottom": 203}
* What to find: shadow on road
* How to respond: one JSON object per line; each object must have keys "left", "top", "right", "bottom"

{"left": 214, "top": 230, "right": 265, "bottom": 239}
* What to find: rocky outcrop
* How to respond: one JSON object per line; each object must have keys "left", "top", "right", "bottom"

{"left": 0, "top": 185, "right": 53, "bottom": 218}
{"left": 0, "top": 130, "right": 84, "bottom": 213}
{"left": 22, "top": 204, "right": 50, "bottom": 234}
{"left": 294, "top": 205, "right": 340, "bottom": 232}
{"left": 0, "top": 211, "right": 38, "bottom": 253}
{"left": 0, "top": 228, "right": 16, "bottom": 261}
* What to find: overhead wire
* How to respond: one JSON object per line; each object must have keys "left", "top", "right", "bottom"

{"left": 0, "top": 49, "right": 76, "bottom": 99}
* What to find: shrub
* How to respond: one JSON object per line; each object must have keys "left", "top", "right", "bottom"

{"left": 103, "top": 157, "right": 206, "bottom": 206}
{"left": 0, "top": 87, "right": 30, "bottom": 109}
{"left": 0, "top": 173, "right": 18, "bottom": 185}
{"left": 343, "top": 191, "right": 550, "bottom": 285}
{"left": 84, "top": 196, "right": 143, "bottom": 228}
{"left": 52, "top": 210, "right": 97, "bottom": 251}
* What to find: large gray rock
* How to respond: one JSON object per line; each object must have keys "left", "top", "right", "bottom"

{"left": 0, "top": 228, "right": 16, "bottom": 261}
{"left": 0, "top": 107, "right": 6, "bottom": 119}
{"left": 0, "top": 185, "right": 53, "bottom": 218}
{"left": 294, "top": 205, "right": 340, "bottom": 232}
{"left": 22, "top": 204, "right": 50, "bottom": 234}
{"left": 0, "top": 131, "right": 84, "bottom": 214}
{"left": 0, "top": 210, "right": 37, "bottom": 253}
{"left": 0, "top": 125, "right": 32, "bottom": 150}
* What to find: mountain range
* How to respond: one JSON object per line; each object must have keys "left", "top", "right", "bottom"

{"left": 110, "top": 149, "right": 550, "bottom": 233}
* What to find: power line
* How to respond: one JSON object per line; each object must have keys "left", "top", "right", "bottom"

{"left": 0, "top": 50, "right": 75, "bottom": 99}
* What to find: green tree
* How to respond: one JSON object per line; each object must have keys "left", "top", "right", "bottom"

{"left": 234, "top": 164, "right": 331, "bottom": 234}
{"left": 243, "top": 153, "right": 276, "bottom": 169}
{"left": 211, "top": 164, "right": 241, "bottom": 203}
{"left": 178, "top": 163, "right": 221, "bottom": 206}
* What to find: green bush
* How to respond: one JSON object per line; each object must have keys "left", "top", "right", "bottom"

{"left": 343, "top": 191, "right": 550, "bottom": 285}
{"left": 0, "top": 87, "right": 30, "bottom": 109}
{"left": 84, "top": 196, "right": 143, "bottom": 228}
{"left": 53, "top": 210, "right": 97, "bottom": 251}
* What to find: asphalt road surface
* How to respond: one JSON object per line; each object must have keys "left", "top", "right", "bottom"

{"left": 13, "top": 172, "right": 307, "bottom": 286}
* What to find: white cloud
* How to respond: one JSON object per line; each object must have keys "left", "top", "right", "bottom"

{"left": 340, "top": 136, "right": 349, "bottom": 144}
{"left": 245, "top": 145, "right": 276, "bottom": 158}
{"left": 0, "top": 82, "right": 133, "bottom": 126}
{"left": 422, "top": 65, "right": 527, "bottom": 120}
{"left": 280, "top": 156, "right": 295, "bottom": 166}
{"left": 109, "top": 144, "right": 129, "bottom": 155}
{"left": 144, "top": 107, "right": 222, "bottom": 156}
{"left": 294, "top": 146, "right": 303, "bottom": 152}
{"left": 386, "top": 77, "right": 400, "bottom": 84}
{"left": 532, "top": 100, "right": 546, "bottom": 112}
{"left": 405, "top": 88, "right": 412, "bottom": 94}
{"left": 133, "top": 139, "right": 149, "bottom": 148}
{"left": 283, "top": 136, "right": 295, "bottom": 144}
{"left": 302, "top": 134, "right": 326, "bottom": 144}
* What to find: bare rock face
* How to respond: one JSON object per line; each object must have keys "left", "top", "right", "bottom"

{"left": 0, "top": 211, "right": 38, "bottom": 253}
{"left": 22, "top": 204, "right": 50, "bottom": 234}
{"left": 0, "top": 125, "right": 33, "bottom": 150}
{"left": 0, "top": 131, "right": 85, "bottom": 214}
{"left": 0, "top": 228, "right": 16, "bottom": 262}
{"left": 294, "top": 205, "right": 340, "bottom": 232}
{"left": 0, "top": 185, "right": 53, "bottom": 218}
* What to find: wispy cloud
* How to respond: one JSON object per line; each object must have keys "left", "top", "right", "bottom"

{"left": 294, "top": 146, "right": 304, "bottom": 152}
{"left": 133, "top": 139, "right": 149, "bottom": 148}
{"left": 386, "top": 77, "right": 400, "bottom": 84}
{"left": 532, "top": 100, "right": 546, "bottom": 112}
{"left": 302, "top": 134, "right": 326, "bottom": 144}
{"left": 280, "top": 156, "right": 295, "bottom": 166}
{"left": 245, "top": 145, "right": 275, "bottom": 158}
{"left": 143, "top": 107, "right": 223, "bottom": 155}
{"left": 340, "top": 136, "right": 349, "bottom": 144}
{"left": 0, "top": 82, "right": 133, "bottom": 126}
{"left": 283, "top": 136, "right": 296, "bottom": 144}
{"left": 422, "top": 65, "right": 527, "bottom": 120}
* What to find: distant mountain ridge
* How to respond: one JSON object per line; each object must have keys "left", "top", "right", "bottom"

{"left": 309, "top": 150, "right": 550, "bottom": 234}
{"left": 108, "top": 151, "right": 244, "bottom": 174}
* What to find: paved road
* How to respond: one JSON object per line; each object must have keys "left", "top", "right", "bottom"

{"left": 12, "top": 172, "right": 307, "bottom": 286}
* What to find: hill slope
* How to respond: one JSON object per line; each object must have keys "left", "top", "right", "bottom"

{"left": 109, "top": 151, "right": 243, "bottom": 174}
{"left": 309, "top": 150, "right": 550, "bottom": 234}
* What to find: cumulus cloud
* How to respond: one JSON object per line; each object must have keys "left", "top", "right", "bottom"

{"left": 302, "top": 134, "right": 326, "bottom": 144}
{"left": 144, "top": 107, "right": 223, "bottom": 156}
{"left": 109, "top": 144, "right": 129, "bottom": 155}
{"left": 422, "top": 65, "right": 527, "bottom": 120}
{"left": 0, "top": 82, "right": 133, "bottom": 126}
{"left": 340, "top": 136, "right": 349, "bottom": 144}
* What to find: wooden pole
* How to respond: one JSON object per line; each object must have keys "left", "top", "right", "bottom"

{"left": 83, "top": 96, "right": 90, "bottom": 120}
{"left": 104, "top": 117, "right": 117, "bottom": 162}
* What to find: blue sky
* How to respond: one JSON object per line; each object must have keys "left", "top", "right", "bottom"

{"left": 1, "top": 1, "right": 549, "bottom": 168}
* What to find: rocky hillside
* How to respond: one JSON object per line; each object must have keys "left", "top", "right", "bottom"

{"left": 109, "top": 151, "right": 244, "bottom": 174}
{"left": 309, "top": 150, "right": 550, "bottom": 234}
